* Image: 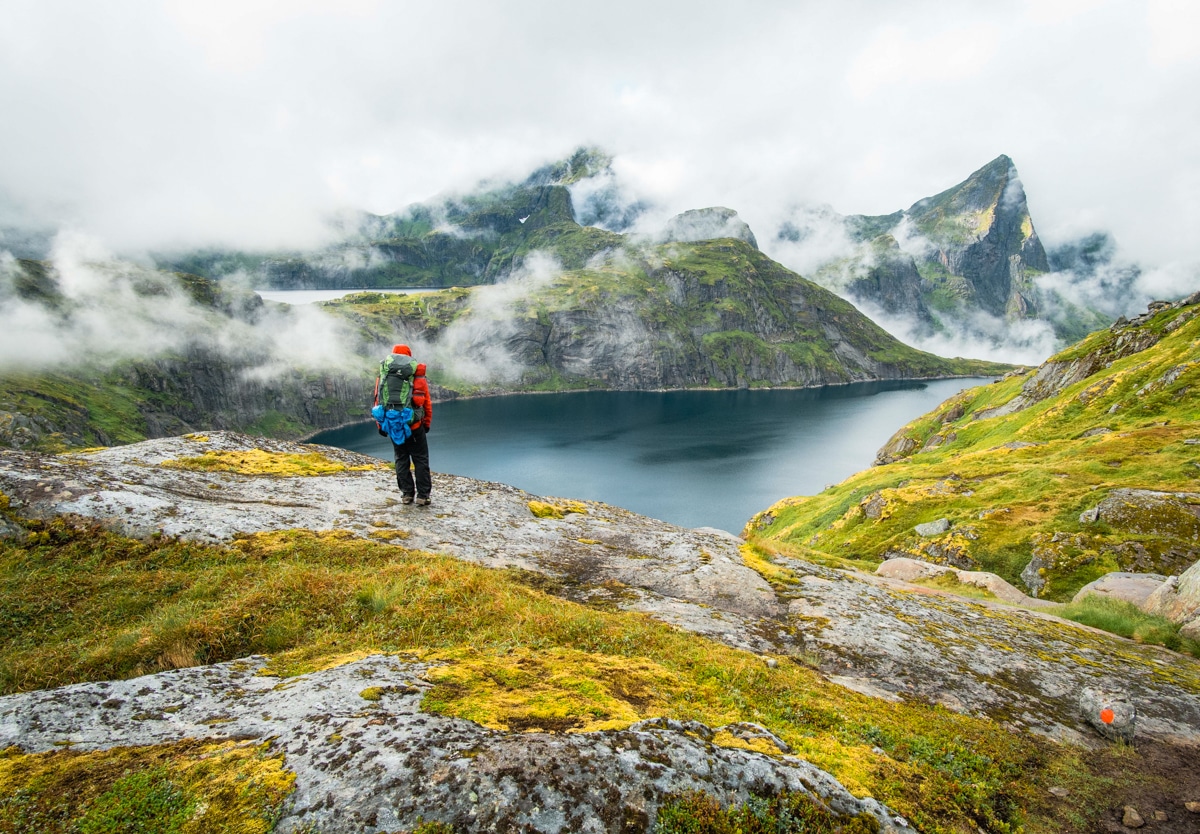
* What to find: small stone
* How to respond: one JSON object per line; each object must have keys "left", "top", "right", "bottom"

{"left": 1049, "top": 786, "right": 1069, "bottom": 797}
{"left": 915, "top": 518, "right": 950, "bottom": 537}
{"left": 1079, "top": 507, "right": 1100, "bottom": 524}
{"left": 1186, "top": 801, "right": 1200, "bottom": 813}
{"left": 762, "top": 656, "right": 778, "bottom": 669}
{"left": 1152, "top": 810, "right": 1168, "bottom": 821}
{"left": 1122, "top": 806, "right": 1144, "bottom": 828}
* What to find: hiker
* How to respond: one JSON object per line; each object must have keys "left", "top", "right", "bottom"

{"left": 371, "top": 344, "right": 433, "bottom": 505}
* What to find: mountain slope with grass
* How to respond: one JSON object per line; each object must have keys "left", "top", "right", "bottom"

{"left": 748, "top": 291, "right": 1200, "bottom": 616}
{"left": 1, "top": 228, "right": 1008, "bottom": 454}
{"left": 323, "top": 238, "right": 1009, "bottom": 395}
{"left": 2, "top": 431, "right": 1200, "bottom": 832}
{"left": 0, "top": 258, "right": 369, "bottom": 452}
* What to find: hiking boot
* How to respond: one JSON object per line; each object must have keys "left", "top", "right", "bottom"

{"left": 415, "top": 496, "right": 431, "bottom": 506}
{"left": 401, "top": 493, "right": 415, "bottom": 504}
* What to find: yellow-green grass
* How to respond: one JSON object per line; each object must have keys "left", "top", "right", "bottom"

{"left": 653, "top": 789, "right": 880, "bottom": 834}
{"left": 0, "top": 739, "right": 293, "bottom": 834}
{"left": 1059, "top": 595, "right": 1200, "bottom": 654}
{"left": 750, "top": 304, "right": 1200, "bottom": 604}
{"left": 527, "top": 499, "right": 589, "bottom": 519}
{"left": 159, "top": 449, "right": 384, "bottom": 477}
{"left": 0, "top": 520, "right": 1142, "bottom": 834}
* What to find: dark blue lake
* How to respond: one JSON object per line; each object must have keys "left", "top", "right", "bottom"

{"left": 311, "top": 379, "right": 987, "bottom": 535}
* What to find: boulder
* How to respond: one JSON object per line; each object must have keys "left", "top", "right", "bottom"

{"left": 1141, "top": 560, "right": 1200, "bottom": 625}
{"left": 1095, "top": 490, "right": 1200, "bottom": 540}
{"left": 1072, "top": 572, "right": 1168, "bottom": 608}
{"left": 1078, "top": 687, "right": 1137, "bottom": 743}
{"left": 876, "top": 557, "right": 1051, "bottom": 607}
{"left": 915, "top": 518, "right": 951, "bottom": 537}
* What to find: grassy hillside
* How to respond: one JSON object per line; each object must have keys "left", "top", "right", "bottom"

{"left": 748, "top": 295, "right": 1200, "bottom": 602}
{"left": 327, "top": 238, "right": 1011, "bottom": 396}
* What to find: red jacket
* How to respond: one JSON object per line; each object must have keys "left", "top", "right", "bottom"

{"left": 411, "top": 364, "right": 432, "bottom": 431}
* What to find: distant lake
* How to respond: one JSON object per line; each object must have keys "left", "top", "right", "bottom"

{"left": 255, "top": 288, "right": 436, "bottom": 304}
{"left": 311, "top": 379, "right": 988, "bottom": 535}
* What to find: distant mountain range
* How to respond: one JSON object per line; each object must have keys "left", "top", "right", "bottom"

{"left": 146, "top": 150, "right": 1186, "bottom": 364}
{"left": 767, "top": 155, "right": 1123, "bottom": 351}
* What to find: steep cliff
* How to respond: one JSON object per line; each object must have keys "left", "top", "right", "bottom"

{"left": 804, "top": 156, "right": 1099, "bottom": 345}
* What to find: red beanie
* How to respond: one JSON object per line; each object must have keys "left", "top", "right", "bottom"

{"left": 392, "top": 344, "right": 411, "bottom": 356}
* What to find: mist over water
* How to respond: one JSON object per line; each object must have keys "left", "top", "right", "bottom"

{"left": 312, "top": 378, "right": 989, "bottom": 534}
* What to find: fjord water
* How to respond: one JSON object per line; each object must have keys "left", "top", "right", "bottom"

{"left": 313, "top": 379, "right": 987, "bottom": 534}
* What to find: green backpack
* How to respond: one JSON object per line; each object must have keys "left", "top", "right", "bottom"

{"left": 378, "top": 354, "right": 425, "bottom": 423}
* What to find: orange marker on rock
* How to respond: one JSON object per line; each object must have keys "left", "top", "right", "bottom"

{"left": 1100, "top": 708, "right": 1115, "bottom": 725}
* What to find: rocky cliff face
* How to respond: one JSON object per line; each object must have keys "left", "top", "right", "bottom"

{"left": 798, "top": 156, "right": 1098, "bottom": 350}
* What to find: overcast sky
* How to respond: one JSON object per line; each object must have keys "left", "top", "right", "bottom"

{"left": 1, "top": 0, "right": 1198, "bottom": 269}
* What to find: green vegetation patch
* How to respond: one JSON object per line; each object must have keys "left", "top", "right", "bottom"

{"left": 0, "top": 521, "right": 1141, "bottom": 833}
{"left": 653, "top": 789, "right": 880, "bottom": 834}
{"left": 0, "top": 372, "right": 148, "bottom": 452}
{"left": 528, "top": 499, "right": 588, "bottom": 519}
{"left": 159, "top": 449, "right": 382, "bottom": 477}
{"left": 1060, "top": 596, "right": 1200, "bottom": 655}
{"left": 0, "top": 739, "right": 293, "bottom": 833}
{"left": 749, "top": 305, "right": 1200, "bottom": 608}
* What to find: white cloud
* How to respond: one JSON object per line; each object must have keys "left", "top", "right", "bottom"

{"left": 0, "top": 0, "right": 1195, "bottom": 273}
{"left": 845, "top": 23, "right": 1002, "bottom": 99}
{"left": 1146, "top": 0, "right": 1200, "bottom": 67}
{"left": 0, "top": 233, "right": 362, "bottom": 374}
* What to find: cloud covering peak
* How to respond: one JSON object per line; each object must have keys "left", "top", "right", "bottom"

{"left": 0, "top": 0, "right": 1197, "bottom": 276}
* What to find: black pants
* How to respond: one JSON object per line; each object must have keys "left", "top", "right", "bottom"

{"left": 393, "top": 426, "right": 431, "bottom": 498}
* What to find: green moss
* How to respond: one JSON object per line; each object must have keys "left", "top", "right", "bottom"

{"left": 159, "top": 449, "right": 382, "bottom": 477}
{"left": 0, "top": 740, "right": 293, "bottom": 833}
{"left": 528, "top": 500, "right": 588, "bottom": 519}
{"left": 653, "top": 789, "right": 880, "bottom": 833}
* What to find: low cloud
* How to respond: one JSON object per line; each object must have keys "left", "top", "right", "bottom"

{"left": 423, "top": 251, "right": 564, "bottom": 384}
{"left": 761, "top": 204, "right": 858, "bottom": 279}
{"left": 851, "top": 293, "right": 1061, "bottom": 366}
{"left": 0, "top": 233, "right": 363, "bottom": 377}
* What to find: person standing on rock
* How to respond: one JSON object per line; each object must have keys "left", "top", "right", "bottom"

{"left": 372, "top": 344, "right": 433, "bottom": 505}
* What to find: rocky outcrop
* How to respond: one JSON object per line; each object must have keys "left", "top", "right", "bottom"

{"left": 782, "top": 552, "right": 1200, "bottom": 747}
{"left": 1073, "top": 572, "right": 1169, "bottom": 608}
{"left": 1143, "top": 560, "right": 1200, "bottom": 639}
{"left": 973, "top": 298, "right": 1195, "bottom": 420}
{"left": 660, "top": 207, "right": 759, "bottom": 250}
{"left": 2, "top": 432, "right": 1198, "bottom": 751}
{"left": 0, "top": 655, "right": 900, "bottom": 834}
